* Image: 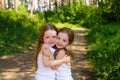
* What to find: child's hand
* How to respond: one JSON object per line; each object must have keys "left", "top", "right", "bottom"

{"left": 43, "top": 43, "right": 50, "bottom": 50}
{"left": 42, "top": 43, "right": 54, "bottom": 60}
{"left": 63, "top": 55, "right": 70, "bottom": 63}
{"left": 51, "top": 66, "right": 59, "bottom": 70}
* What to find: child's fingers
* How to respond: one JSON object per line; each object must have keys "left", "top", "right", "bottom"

{"left": 63, "top": 55, "right": 70, "bottom": 63}
{"left": 43, "top": 44, "right": 50, "bottom": 50}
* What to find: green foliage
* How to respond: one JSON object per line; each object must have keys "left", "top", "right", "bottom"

{"left": 76, "top": 6, "right": 102, "bottom": 28}
{"left": 99, "top": 0, "right": 120, "bottom": 23}
{"left": 111, "top": 0, "right": 120, "bottom": 22}
{"left": 0, "top": 9, "right": 42, "bottom": 56}
{"left": 68, "top": 5, "right": 102, "bottom": 28}
{"left": 86, "top": 23, "right": 120, "bottom": 80}
{"left": 41, "top": 0, "right": 120, "bottom": 28}
{"left": 41, "top": 5, "right": 102, "bottom": 28}
{"left": 43, "top": 10, "right": 62, "bottom": 23}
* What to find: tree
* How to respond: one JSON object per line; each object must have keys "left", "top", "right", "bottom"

{"left": 61, "top": 0, "right": 64, "bottom": 6}
{"left": 30, "top": 0, "right": 34, "bottom": 19}
{"left": 38, "top": 0, "right": 41, "bottom": 11}
{"left": 8, "top": 0, "right": 11, "bottom": 8}
{"left": 46, "top": 0, "right": 49, "bottom": 10}
{"left": 54, "top": 0, "right": 58, "bottom": 10}
{"left": 0, "top": 0, "right": 6, "bottom": 9}
{"left": 14, "top": 0, "right": 18, "bottom": 11}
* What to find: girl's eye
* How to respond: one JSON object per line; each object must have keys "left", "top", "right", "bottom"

{"left": 57, "top": 37, "right": 60, "bottom": 39}
{"left": 46, "top": 36, "right": 49, "bottom": 38}
{"left": 53, "top": 36, "right": 56, "bottom": 38}
{"left": 63, "top": 40, "right": 66, "bottom": 42}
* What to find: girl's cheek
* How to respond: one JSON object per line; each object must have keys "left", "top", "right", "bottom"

{"left": 54, "top": 38, "right": 57, "bottom": 42}
{"left": 56, "top": 39, "right": 58, "bottom": 43}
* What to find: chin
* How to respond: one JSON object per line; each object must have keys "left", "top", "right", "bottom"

{"left": 49, "top": 44, "right": 55, "bottom": 47}
{"left": 56, "top": 46, "right": 62, "bottom": 49}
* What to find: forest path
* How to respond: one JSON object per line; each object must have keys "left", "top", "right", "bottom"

{"left": 0, "top": 28, "right": 93, "bottom": 80}
{"left": 71, "top": 29, "right": 93, "bottom": 80}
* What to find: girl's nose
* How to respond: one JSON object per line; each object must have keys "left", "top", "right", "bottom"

{"left": 58, "top": 40, "right": 62, "bottom": 43}
{"left": 50, "top": 38, "right": 54, "bottom": 41}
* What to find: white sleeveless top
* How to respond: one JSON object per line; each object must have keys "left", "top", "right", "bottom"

{"left": 34, "top": 47, "right": 56, "bottom": 80}
{"left": 55, "top": 63, "right": 74, "bottom": 80}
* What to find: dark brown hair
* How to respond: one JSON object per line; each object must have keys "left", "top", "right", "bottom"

{"left": 35, "top": 23, "right": 58, "bottom": 71}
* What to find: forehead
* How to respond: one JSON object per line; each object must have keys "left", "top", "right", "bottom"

{"left": 58, "top": 32, "right": 69, "bottom": 39}
{"left": 44, "top": 30, "right": 57, "bottom": 36}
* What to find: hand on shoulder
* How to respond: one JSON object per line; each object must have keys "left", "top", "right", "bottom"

{"left": 41, "top": 43, "right": 52, "bottom": 57}
{"left": 63, "top": 55, "right": 70, "bottom": 63}
{"left": 42, "top": 43, "right": 50, "bottom": 50}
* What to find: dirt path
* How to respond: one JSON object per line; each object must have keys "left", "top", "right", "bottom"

{"left": 0, "top": 28, "right": 93, "bottom": 80}
{"left": 71, "top": 29, "right": 93, "bottom": 80}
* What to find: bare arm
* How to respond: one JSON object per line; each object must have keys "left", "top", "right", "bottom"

{"left": 42, "top": 47, "right": 70, "bottom": 67}
{"left": 42, "top": 44, "right": 54, "bottom": 60}
{"left": 51, "top": 49, "right": 70, "bottom": 69}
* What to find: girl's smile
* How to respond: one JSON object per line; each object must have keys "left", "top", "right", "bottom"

{"left": 56, "top": 32, "right": 69, "bottom": 49}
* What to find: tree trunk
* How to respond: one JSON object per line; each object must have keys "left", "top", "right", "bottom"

{"left": 78, "top": 0, "right": 80, "bottom": 5}
{"left": 30, "top": 0, "right": 34, "bottom": 19}
{"left": 0, "top": 0, "right": 2, "bottom": 9}
{"left": 46, "top": 0, "right": 49, "bottom": 10}
{"left": 8, "top": 0, "right": 11, "bottom": 8}
{"left": 0, "top": 0, "right": 5, "bottom": 9}
{"left": 61, "top": 0, "right": 64, "bottom": 6}
{"left": 4, "top": 0, "right": 7, "bottom": 9}
{"left": 2, "top": 0, "right": 5, "bottom": 9}
{"left": 38, "top": 0, "right": 40, "bottom": 11}
{"left": 54, "top": 0, "right": 57, "bottom": 10}
{"left": 68, "top": 0, "right": 70, "bottom": 6}
{"left": 14, "top": 0, "right": 18, "bottom": 11}
{"left": 93, "top": 0, "right": 97, "bottom": 7}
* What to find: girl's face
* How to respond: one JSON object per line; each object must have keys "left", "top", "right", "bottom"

{"left": 43, "top": 30, "right": 57, "bottom": 47}
{"left": 56, "top": 32, "right": 69, "bottom": 49}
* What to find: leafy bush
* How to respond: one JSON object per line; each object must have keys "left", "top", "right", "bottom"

{"left": 43, "top": 10, "right": 62, "bottom": 23}
{"left": 99, "top": 0, "right": 120, "bottom": 23}
{"left": 0, "top": 9, "right": 42, "bottom": 56}
{"left": 86, "top": 23, "right": 120, "bottom": 80}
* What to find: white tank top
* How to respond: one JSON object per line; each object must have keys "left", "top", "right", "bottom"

{"left": 55, "top": 63, "right": 74, "bottom": 80}
{"left": 34, "top": 47, "right": 56, "bottom": 80}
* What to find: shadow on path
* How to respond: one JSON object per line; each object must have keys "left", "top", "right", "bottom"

{"left": 71, "top": 29, "right": 94, "bottom": 80}
{"left": 0, "top": 28, "right": 94, "bottom": 80}
{"left": 0, "top": 49, "right": 35, "bottom": 80}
